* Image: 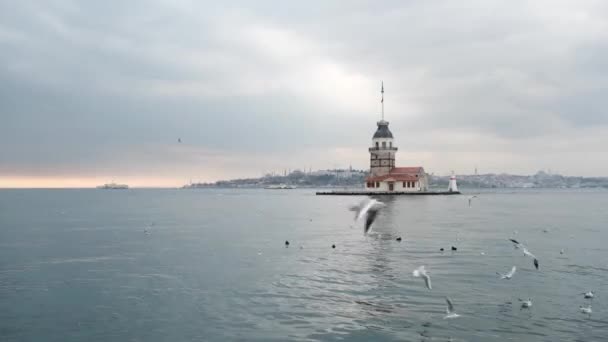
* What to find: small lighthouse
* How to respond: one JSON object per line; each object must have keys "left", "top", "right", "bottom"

{"left": 448, "top": 171, "right": 458, "bottom": 192}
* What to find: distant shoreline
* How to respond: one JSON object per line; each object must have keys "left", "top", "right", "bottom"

{"left": 3, "top": 186, "right": 607, "bottom": 191}
{"left": 2, "top": 170, "right": 608, "bottom": 190}
{"left": 182, "top": 170, "right": 608, "bottom": 190}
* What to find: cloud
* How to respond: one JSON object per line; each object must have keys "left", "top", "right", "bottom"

{"left": 1, "top": 0, "right": 608, "bottom": 187}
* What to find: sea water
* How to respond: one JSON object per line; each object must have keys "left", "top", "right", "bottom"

{"left": 1, "top": 188, "right": 607, "bottom": 341}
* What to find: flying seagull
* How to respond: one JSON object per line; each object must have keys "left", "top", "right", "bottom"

{"left": 509, "top": 239, "right": 539, "bottom": 270}
{"left": 468, "top": 195, "right": 478, "bottom": 207}
{"left": 349, "top": 198, "right": 385, "bottom": 234}
{"left": 498, "top": 266, "right": 517, "bottom": 279}
{"left": 413, "top": 266, "right": 432, "bottom": 290}
{"left": 444, "top": 297, "right": 460, "bottom": 319}
{"left": 509, "top": 238, "right": 521, "bottom": 248}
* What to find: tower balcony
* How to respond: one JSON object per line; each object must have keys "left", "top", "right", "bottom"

{"left": 369, "top": 147, "right": 398, "bottom": 152}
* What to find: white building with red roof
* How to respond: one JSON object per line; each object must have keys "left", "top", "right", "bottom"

{"left": 365, "top": 84, "right": 429, "bottom": 192}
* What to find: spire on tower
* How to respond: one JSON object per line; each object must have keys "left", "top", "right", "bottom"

{"left": 381, "top": 81, "right": 385, "bottom": 121}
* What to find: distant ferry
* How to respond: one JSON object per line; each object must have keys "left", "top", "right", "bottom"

{"left": 96, "top": 182, "right": 129, "bottom": 190}
{"left": 264, "top": 184, "right": 296, "bottom": 190}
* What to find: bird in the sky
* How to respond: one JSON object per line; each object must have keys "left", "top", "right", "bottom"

{"left": 498, "top": 266, "right": 517, "bottom": 279}
{"left": 509, "top": 239, "right": 539, "bottom": 270}
{"left": 468, "top": 195, "right": 478, "bottom": 207}
{"left": 349, "top": 198, "right": 385, "bottom": 234}
{"left": 444, "top": 297, "right": 461, "bottom": 319}
{"left": 413, "top": 266, "right": 432, "bottom": 290}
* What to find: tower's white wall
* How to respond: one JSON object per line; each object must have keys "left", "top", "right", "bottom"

{"left": 365, "top": 181, "right": 421, "bottom": 192}
{"left": 371, "top": 137, "right": 394, "bottom": 149}
{"left": 365, "top": 174, "right": 429, "bottom": 192}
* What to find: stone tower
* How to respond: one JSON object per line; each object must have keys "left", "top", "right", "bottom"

{"left": 369, "top": 82, "right": 397, "bottom": 177}
{"left": 369, "top": 120, "right": 397, "bottom": 176}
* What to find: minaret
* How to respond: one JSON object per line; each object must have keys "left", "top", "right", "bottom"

{"left": 369, "top": 82, "right": 397, "bottom": 177}
{"left": 448, "top": 171, "right": 458, "bottom": 192}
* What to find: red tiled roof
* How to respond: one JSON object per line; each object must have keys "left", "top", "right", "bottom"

{"left": 366, "top": 166, "right": 425, "bottom": 183}
{"left": 390, "top": 167, "right": 424, "bottom": 174}
{"left": 366, "top": 174, "right": 419, "bottom": 182}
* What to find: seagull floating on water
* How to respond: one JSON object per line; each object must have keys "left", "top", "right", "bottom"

{"left": 509, "top": 239, "right": 539, "bottom": 270}
{"left": 583, "top": 291, "right": 594, "bottom": 299}
{"left": 444, "top": 297, "right": 460, "bottom": 319}
{"left": 396, "top": 237, "right": 402, "bottom": 242}
{"left": 498, "top": 266, "right": 517, "bottom": 279}
{"left": 413, "top": 266, "right": 432, "bottom": 290}
{"left": 349, "top": 198, "right": 385, "bottom": 234}
{"left": 144, "top": 222, "right": 154, "bottom": 234}
{"left": 580, "top": 305, "right": 592, "bottom": 315}
{"left": 519, "top": 298, "right": 532, "bottom": 308}
{"left": 285, "top": 240, "right": 290, "bottom": 247}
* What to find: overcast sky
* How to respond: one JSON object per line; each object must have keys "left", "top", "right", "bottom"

{"left": 1, "top": 0, "right": 607, "bottom": 187}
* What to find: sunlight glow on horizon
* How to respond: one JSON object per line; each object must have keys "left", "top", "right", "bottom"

{"left": 0, "top": 176, "right": 196, "bottom": 188}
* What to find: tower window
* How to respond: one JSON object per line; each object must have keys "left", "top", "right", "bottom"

{"left": 375, "top": 142, "right": 379, "bottom": 148}
{"left": 382, "top": 141, "right": 386, "bottom": 148}
{"left": 389, "top": 142, "right": 392, "bottom": 148}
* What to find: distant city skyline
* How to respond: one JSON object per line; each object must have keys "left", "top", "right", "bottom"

{"left": 2, "top": 1, "right": 608, "bottom": 188}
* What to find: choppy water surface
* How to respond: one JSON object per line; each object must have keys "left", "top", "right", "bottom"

{"left": 1, "top": 189, "right": 608, "bottom": 341}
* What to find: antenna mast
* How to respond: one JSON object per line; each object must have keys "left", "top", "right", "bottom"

{"left": 381, "top": 81, "right": 385, "bottom": 121}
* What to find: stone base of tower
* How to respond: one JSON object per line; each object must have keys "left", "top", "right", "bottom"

{"left": 316, "top": 190, "right": 460, "bottom": 196}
